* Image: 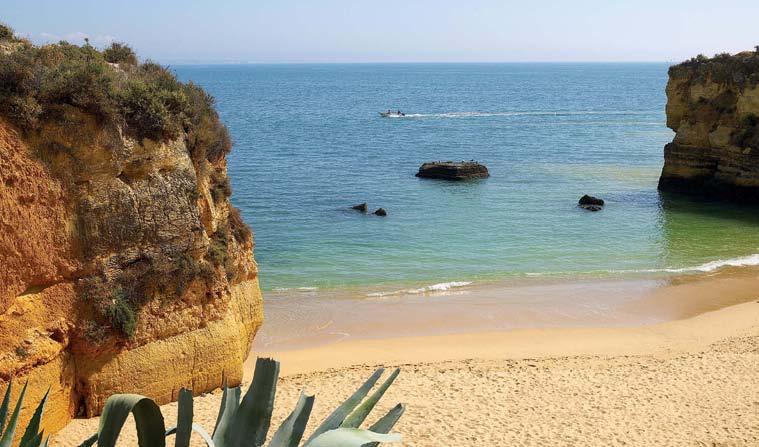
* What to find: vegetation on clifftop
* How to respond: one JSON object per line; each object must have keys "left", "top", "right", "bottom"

{"left": 0, "top": 22, "right": 231, "bottom": 164}
{"left": 669, "top": 48, "right": 759, "bottom": 87}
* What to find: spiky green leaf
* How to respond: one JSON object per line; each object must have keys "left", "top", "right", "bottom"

{"left": 0, "top": 381, "right": 12, "bottom": 436}
{"left": 364, "top": 404, "right": 406, "bottom": 447}
{"left": 306, "top": 428, "right": 401, "bottom": 447}
{"left": 211, "top": 385, "right": 240, "bottom": 445}
{"left": 76, "top": 433, "right": 98, "bottom": 447}
{"left": 304, "top": 368, "right": 384, "bottom": 444}
{"left": 174, "top": 388, "right": 193, "bottom": 447}
{"left": 0, "top": 381, "right": 28, "bottom": 447}
{"left": 267, "top": 392, "right": 314, "bottom": 447}
{"left": 97, "top": 394, "right": 165, "bottom": 447}
{"left": 166, "top": 423, "right": 215, "bottom": 447}
{"left": 342, "top": 369, "right": 399, "bottom": 428}
{"left": 19, "top": 388, "right": 49, "bottom": 447}
{"left": 216, "top": 358, "right": 279, "bottom": 447}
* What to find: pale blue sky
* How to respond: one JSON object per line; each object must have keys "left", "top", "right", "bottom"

{"left": 4, "top": 0, "right": 759, "bottom": 63}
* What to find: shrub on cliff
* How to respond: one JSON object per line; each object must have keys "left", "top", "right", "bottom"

{"left": 0, "top": 36, "right": 230, "bottom": 164}
{"left": 0, "top": 22, "right": 14, "bottom": 40}
{"left": 102, "top": 41, "right": 138, "bottom": 66}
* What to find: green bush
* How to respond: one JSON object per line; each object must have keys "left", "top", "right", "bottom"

{"left": 0, "top": 22, "right": 13, "bottom": 40}
{"left": 0, "top": 31, "right": 231, "bottom": 164}
{"left": 102, "top": 42, "right": 138, "bottom": 66}
{"left": 105, "top": 288, "right": 137, "bottom": 337}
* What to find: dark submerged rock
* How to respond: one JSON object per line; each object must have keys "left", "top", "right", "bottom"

{"left": 373, "top": 208, "right": 387, "bottom": 216}
{"left": 416, "top": 161, "right": 489, "bottom": 180}
{"left": 351, "top": 203, "right": 368, "bottom": 213}
{"left": 578, "top": 195, "right": 605, "bottom": 206}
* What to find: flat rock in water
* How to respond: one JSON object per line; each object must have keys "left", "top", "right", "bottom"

{"left": 416, "top": 161, "right": 489, "bottom": 180}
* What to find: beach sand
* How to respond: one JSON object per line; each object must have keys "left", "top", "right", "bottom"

{"left": 52, "top": 272, "right": 759, "bottom": 446}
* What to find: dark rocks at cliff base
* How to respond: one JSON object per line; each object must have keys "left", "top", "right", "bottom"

{"left": 578, "top": 195, "right": 604, "bottom": 211}
{"left": 351, "top": 203, "right": 368, "bottom": 213}
{"left": 373, "top": 208, "right": 387, "bottom": 216}
{"left": 416, "top": 161, "right": 489, "bottom": 180}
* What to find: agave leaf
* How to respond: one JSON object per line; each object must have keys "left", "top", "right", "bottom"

{"left": 304, "top": 368, "right": 384, "bottom": 444}
{"left": 19, "top": 432, "right": 42, "bottom": 447}
{"left": 0, "top": 380, "right": 28, "bottom": 447}
{"left": 306, "top": 428, "right": 401, "bottom": 447}
{"left": 212, "top": 385, "right": 240, "bottom": 440}
{"left": 213, "top": 378, "right": 230, "bottom": 435}
{"left": 19, "top": 387, "right": 49, "bottom": 447}
{"left": 166, "top": 423, "right": 215, "bottom": 447}
{"left": 217, "top": 358, "right": 279, "bottom": 447}
{"left": 363, "top": 404, "right": 406, "bottom": 447}
{"left": 267, "top": 392, "right": 314, "bottom": 447}
{"left": 174, "top": 388, "right": 193, "bottom": 447}
{"left": 97, "top": 394, "right": 165, "bottom": 447}
{"left": 0, "top": 380, "right": 12, "bottom": 436}
{"left": 76, "top": 433, "right": 98, "bottom": 447}
{"left": 341, "top": 369, "right": 399, "bottom": 428}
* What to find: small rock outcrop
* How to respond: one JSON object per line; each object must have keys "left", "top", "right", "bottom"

{"left": 373, "top": 208, "right": 388, "bottom": 216}
{"left": 578, "top": 195, "right": 604, "bottom": 211}
{"left": 351, "top": 203, "right": 368, "bottom": 213}
{"left": 658, "top": 50, "right": 759, "bottom": 202}
{"left": 416, "top": 161, "right": 489, "bottom": 180}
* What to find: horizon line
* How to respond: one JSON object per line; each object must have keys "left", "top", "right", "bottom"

{"left": 161, "top": 60, "right": 678, "bottom": 66}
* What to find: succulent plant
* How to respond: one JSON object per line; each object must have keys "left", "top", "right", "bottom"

{"left": 2, "top": 357, "right": 404, "bottom": 447}
{"left": 0, "top": 381, "right": 50, "bottom": 447}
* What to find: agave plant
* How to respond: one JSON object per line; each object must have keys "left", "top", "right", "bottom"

{"left": 73, "top": 357, "right": 404, "bottom": 447}
{"left": 0, "top": 381, "right": 50, "bottom": 447}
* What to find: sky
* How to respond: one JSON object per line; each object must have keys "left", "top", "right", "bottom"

{"left": 3, "top": 0, "right": 759, "bottom": 64}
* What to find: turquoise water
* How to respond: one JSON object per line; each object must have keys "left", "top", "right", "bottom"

{"left": 176, "top": 63, "right": 759, "bottom": 292}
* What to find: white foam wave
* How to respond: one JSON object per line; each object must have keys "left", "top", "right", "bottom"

{"left": 659, "top": 254, "right": 759, "bottom": 273}
{"left": 272, "top": 286, "right": 319, "bottom": 292}
{"left": 386, "top": 110, "right": 657, "bottom": 119}
{"left": 367, "top": 281, "right": 473, "bottom": 297}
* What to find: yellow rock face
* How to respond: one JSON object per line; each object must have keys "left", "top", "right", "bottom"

{"left": 659, "top": 52, "right": 759, "bottom": 201}
{"left": 0, "top": 116, "right": 263, "bottom": 436}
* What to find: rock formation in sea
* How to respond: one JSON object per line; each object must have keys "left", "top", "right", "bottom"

{"left": 416, "top": 161, "right": 490, "bottom": 180}
{"left": 659, "top": 50, "right": 759, "bottom": 202}
{"left": 0, "top": 29, "right": 262, "bottom": 434}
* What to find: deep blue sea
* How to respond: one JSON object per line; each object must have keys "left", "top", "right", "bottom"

{"left": 176, "top": 63, "right": 759, "bottom": 293}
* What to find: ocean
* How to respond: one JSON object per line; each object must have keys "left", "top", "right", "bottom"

{"left": 175, "top": 63, "right": 759, "bottom": 296}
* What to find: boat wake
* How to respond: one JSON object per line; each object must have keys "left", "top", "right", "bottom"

{"left": 383, "top": 110, "right": 658, "bottom": 119}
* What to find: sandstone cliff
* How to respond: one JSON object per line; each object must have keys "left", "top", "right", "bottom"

{"left": 659, "top": 50, "right": 759, "bottom": 201}
{"left": 0, "top": 34, "right": 263, "bottom": 435}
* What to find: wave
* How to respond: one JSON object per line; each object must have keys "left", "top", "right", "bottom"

{"left": 658, "top": 254, "right": 759, "bottom": 274}
{"left": 522, "top": 254, "right": 759, "bottom": 277}
{"left": 384, "top": 110, "right": 658, "bottom": 119}
{"left": 272, "top": 286, "right": 319, "bottom": 292}
{"left": 367, "top": 281, "right": 473, "bottom": 297}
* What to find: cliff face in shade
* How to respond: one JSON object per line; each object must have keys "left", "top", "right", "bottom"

{"left": 659, "top": 51, "right": 759, "bottom": 201}
{"left": 0, "top": 110, "right": 263, "bottom": 434}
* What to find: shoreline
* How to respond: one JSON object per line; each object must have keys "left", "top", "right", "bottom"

{"left": 254, "top": 266, "right": 759, "bottom": 352}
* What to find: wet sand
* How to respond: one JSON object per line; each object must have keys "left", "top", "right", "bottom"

{"left": 255, "top": 268, "right": 759, "bottom": 352}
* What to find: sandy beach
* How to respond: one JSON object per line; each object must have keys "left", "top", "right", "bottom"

{"left": 51, "top": 270, "right": 759, "bottom": 446}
